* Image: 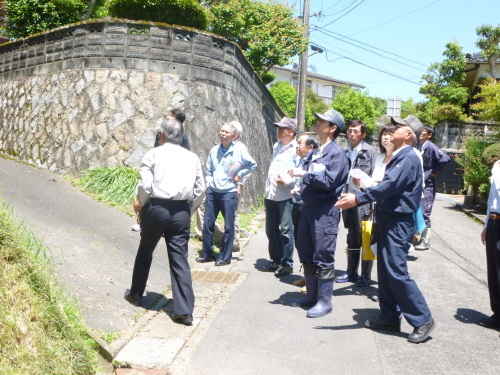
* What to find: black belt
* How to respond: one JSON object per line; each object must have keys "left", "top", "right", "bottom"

{"left": 489, "top": 213, "right": 500, "bottom": 221}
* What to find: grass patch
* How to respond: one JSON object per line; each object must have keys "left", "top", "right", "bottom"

{"left": 0, "top": 202, "right": 98, "bottom": 374}
{"left": 74, "top": 165, "right": 140, "bottom": 217}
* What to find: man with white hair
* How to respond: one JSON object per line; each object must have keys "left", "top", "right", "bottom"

{"left": 125, "top": 118, "right": 205, "bottom": 326}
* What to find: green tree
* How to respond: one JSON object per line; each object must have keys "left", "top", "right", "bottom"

{"left": 5, "top": 0, "right": 87, "bottom": 39}
{"left": 476, "top": 24, "right": 500, "bottom": 78}
{"left": 331, "top": 87, "right": 377, "bottom": 136}
{"left": 419, "top": 42, "right": 468, "bottom": 106}
{"left": 306, "top": 88, "right": 328, "bottom": 119}
{"left": 369, "top": 96, "right": 387, "bottom": 118}
{"left": 418, "top": 42, "right": 469, "bottom": 124}
{"left": 268, "top": 81, "right": 315, "bottom": 128}
{"left": 209, "top": 0, "right": 307, "bottom": 76}
{"left": 106, "top": 0, "right": 208, "bottom": 30}
{"left": 401, "top": 98, "right": 416, "bottom": 119}
{"left": 472, "top": 78, "right": 500, "bottom": 124}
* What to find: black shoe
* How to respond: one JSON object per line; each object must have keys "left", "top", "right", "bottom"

{"left": 365, "top": 319, "right": 401, "bottom": 332}
{"left": 215, "top": 259, "right": 231, "bottom": 266}
{"left": 408, "top": 318, "right": 436, "bottom": 343}
{"left": 260, "top": 262, "right": 279, "bottom": 272}
{"left": 196, "top": 255, "right": 216, "bottom": 263}
{"left": 274, "top": 265, "right": 293, "bottom": 277}
{"left": 124, "top": 289, "right": 141, "bottom": 307}
{"left": 335, "top": 273, "right": 359, "bottom": 283}
{"left": 171, "top": 314, "right": 193, "bottom": 326}
{"left": 477, "top": 316, "right": 500, "bottom": 330}
{"left": 355, "top": 276, "right": 372, "bottom": 287}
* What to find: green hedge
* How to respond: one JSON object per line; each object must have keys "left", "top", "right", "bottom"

{"left": 482, "top": 143, "right": 500, "bottom": 167}
{"left": 107, "top": 0, "right": 208, "bottom": 30}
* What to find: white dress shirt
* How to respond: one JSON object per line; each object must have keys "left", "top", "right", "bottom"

{"left": 265, "top": 139, "right": 297, "bottom": 201}
{"left": 136, "top": 143, "right": 205, "bottom": 210}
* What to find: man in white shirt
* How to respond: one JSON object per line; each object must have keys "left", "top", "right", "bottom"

{"left": 261, "top": 117, "right": 298, "bottom": 277}
{"left": 124, "top": 118, "right": 205, "bottom": 326}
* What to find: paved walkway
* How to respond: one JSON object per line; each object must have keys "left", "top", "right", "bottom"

{"left": 0, "top": 157, "right": 498, "bottom": 375}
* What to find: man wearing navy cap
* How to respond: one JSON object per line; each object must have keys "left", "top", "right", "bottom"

{"left": 336, "top": 117, "right": 436, "bottom": 343}
{"left": 288, "top": 109, "right": 349, "bottom": 318}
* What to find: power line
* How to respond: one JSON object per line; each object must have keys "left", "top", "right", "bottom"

{"left": 350, "top": 0, "right": 442, "bottom": 36}
{"left": 313, "top": 27, "right": 427, "bottom": 72}
{"left": 310, "top": 38, "right": 422, "bottom": 86}
{"left": 314, "top": 0, "right": 366, "bottom": 30}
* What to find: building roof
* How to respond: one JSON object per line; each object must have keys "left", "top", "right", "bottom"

{"left": 465, "top": 52, "right": 500, "bottom": 64}
{"left": 272, "top": 65, "right": 365, "bottom": 89}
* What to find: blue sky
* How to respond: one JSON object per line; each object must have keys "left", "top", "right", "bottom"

{"left": 289, "top": 0, "right": 500, "bottom": 102}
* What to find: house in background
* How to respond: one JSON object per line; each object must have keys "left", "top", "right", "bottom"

{"left": 267, "top": 65, "right": 365, "bottom": 106}
{"left": 463, "top": 52, "right": 500, "bottom": 115}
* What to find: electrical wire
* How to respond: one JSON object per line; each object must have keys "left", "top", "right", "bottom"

{"left": 313, "top": 27, "right": 427, "bottom": 73}
{"left": 309, "top": 37, "right": 422, "bottom": 86}
{"left": 350, "top": 0, "right": 442, "bottom": 36}
{"left": 314, "top": 0, "right": 366, "bottom": 30}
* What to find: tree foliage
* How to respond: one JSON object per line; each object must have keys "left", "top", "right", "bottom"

{"left": 418, "top": 42, "right": 469, "bottom": 124}
{"left": 456, "top": 134, "right": 490, "bottom": 192}
{"left": 471, "top": 78, "right": 500, "bottom": 123}
{"left": 331, "top": 87, "right": 377, "bottom": 136}
{"left": 419, "top": 42, "right": 468, "bottom": 106}
{"left": 476, "top": 24, "right": 500, "bottom": 78}
{"left": 106, "top": 0, "right": 208, "bottom": 30}
{"left": 209, "top": 0, "right": 306, "bottom": 76}
{"left": 268, "top": 81, "right": 315, "bottom": 128}
{"left": 5, "top": 0, "right": 87, "bottom": 39}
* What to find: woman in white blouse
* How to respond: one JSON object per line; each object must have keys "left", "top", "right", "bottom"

{"left": 353, "top": 124, "right": 397, "bottom": 301}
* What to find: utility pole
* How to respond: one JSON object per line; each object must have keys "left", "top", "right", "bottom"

{"left": 296, "top": 0, "right": 310, "bottom": 133}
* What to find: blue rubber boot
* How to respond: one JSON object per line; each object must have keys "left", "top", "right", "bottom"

{"left": 290, "top": 264, "right": 318, "bottom": 308}
{"left": 307, "top": 267, "right": 335, "bottom": 318}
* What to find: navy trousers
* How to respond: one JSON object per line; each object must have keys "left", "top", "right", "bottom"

{"left": 265, "top": 198, "right": 294, "bottom": 268}
{"left": 297, "top": 202, "right": 340, "bottom": 269}
{"left": 377, "top": 214, "right": 432, "bottom": 327}
{"left": 421, "top": 177, "right": 437, "bottom": 227}
{"left": 485, "top": 218, "right": 500, "bottom": 319}
{"left": 130, "top": 199, "right": 194, "bottom": 316}
{"left": 201, "top": 188, "right": 238, "bottom": 262}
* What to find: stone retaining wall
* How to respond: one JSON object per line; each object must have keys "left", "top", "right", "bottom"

{"left": 0, "top": 20, "right": 284, "bottom": 204}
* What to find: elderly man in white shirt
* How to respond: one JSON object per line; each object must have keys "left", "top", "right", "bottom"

{"left": 124, "top": 118, "right": 205, "bottom": 326}
{"left": 261, "top": 117, "right": 298, "bottom": 277}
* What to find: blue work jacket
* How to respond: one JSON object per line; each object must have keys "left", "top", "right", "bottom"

{"left": 300, "top": 140, "right": 349, "bottom": 206}
{"left": 356, "top": 145, "right": 423, "bottom": 221}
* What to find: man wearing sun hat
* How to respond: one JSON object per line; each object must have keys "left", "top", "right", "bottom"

{"left": 288, "top": 109, "right": 349, "bottom": 318}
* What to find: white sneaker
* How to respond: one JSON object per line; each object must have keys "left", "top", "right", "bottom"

{"left": 131, "top": 224, "right": 141, "bottom": 232}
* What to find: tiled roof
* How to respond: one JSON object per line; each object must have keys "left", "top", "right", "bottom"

{"left": 466, "top": 52, "right": 500, "bottom": 63}
{"left": 272, "top": 66, "right": 365, "bottom": 88}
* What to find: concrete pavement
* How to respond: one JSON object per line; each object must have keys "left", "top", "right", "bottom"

{"left": 0, "top": 157, "right": 498, "bottom": 374}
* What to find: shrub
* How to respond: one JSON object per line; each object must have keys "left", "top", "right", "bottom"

{"left": 107, "top": 0, "right": 208, "bottom": 30}
{"left": 482, "top": 142, "right": 500, "bottom": 167}
{"left": 456, "top": 134, "right": 490, "bottom": 193}
{"left": 5, "top": 0, "right": 87, "bottom": 39}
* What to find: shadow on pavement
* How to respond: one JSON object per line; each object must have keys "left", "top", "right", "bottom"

{"left": 454, "top": 307, "right": 489, "bottom": 325}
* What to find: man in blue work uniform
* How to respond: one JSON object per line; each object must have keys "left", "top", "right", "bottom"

{"left": 414, "top": 125, "right": 450, "bottom": 250}
{"left": 289, "top": 109, "right": 349, "bottom": 318}
{"left": 336, "top": 117, "right": 436, "bottom": 343}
